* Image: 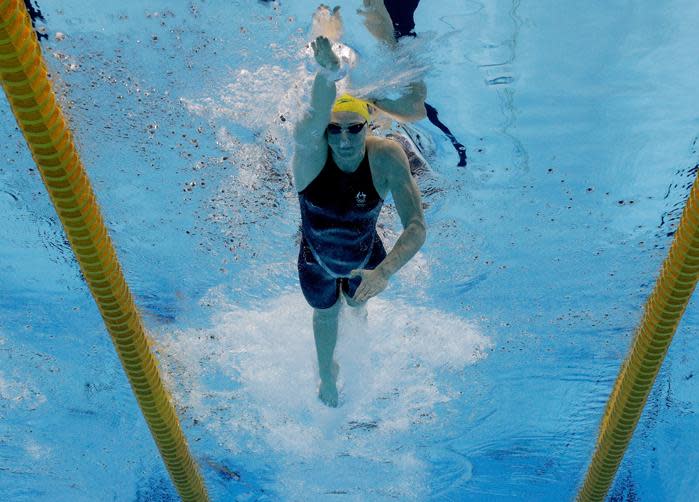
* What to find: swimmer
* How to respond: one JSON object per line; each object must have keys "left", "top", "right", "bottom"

{"left": 294, "top": 24, "right": 426, "bottom": 407}
{"left": 359, "top": 0, "right": 468, "bottom": 167}
{"left": 313, "top": 3, "right": 432, "bottom": 179}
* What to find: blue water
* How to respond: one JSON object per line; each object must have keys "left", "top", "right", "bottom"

{"left": 2, "top": 1, "right": 699, "bottom": 500}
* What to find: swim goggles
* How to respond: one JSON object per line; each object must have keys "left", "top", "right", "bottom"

{"left": 326, "top": 122, "right": 367, "bottom": 135}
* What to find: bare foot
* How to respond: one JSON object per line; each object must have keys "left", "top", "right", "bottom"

{"left": 319, "top": 361, "right": 339, "bottom": 407}
{"left": 311, "top": 4, "right": 343, "bottom": 42}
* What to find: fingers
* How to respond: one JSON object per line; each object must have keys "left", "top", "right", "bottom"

{"left": 353, "top": 284, "right": 368, "bottom": 303}
{"left": 349, "top": 269, "right": 386, "bottom": 302}
{"left": 352, "top": 272, "right": 372, "bottom": 302}
{"left": 350, "top": 270, "right": 366, "bottom": 302}
{"left": 353, "top": 283, "right": 375, "bottom": 303}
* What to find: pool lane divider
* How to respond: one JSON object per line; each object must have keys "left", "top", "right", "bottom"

{"left": 0, "top": 2, "right": 210, "bottom": 501}
{"left": 577, "top": 177, "right": 699, "bottom": 499}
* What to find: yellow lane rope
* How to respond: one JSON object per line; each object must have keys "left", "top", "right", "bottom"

{"left": 0, "top": 2, "right": 209, "bottom": 500}
{"left": 577, "top": 174, "right": 699, "bottom": 500}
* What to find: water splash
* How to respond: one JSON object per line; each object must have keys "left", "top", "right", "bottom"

{"left": 344, "top": 35, "right": 436, "bottom": 102}
{"left": 156, "top": 290, "right": 492, "bottom": 498}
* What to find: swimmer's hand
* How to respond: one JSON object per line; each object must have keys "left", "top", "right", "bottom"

{"left": 311, "top": 35, "right": 341, "bottom": 72}
{"left": 350, "top": 267, "right": 389, "bottom": 303}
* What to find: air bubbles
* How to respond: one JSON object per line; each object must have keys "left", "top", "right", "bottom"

{"left": 156, "top": 291, "right": 489, "bottom": 497}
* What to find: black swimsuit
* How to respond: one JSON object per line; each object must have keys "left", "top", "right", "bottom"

{"left": 297, "top": 150, "right": 386, "bottom": 309}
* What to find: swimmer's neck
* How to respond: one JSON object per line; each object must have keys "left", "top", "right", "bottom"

{"left": 330, "top": 145, "right": 366, "bottom": 173}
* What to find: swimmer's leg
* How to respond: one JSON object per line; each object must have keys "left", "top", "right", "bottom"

{"left": 383, "top": 0, "right": 421, "bottom": 39}
{"left": 313, "top": 298, "right": 341, "bottom": 407}
{"left": 425, "top": 102, "right": 468, "bottom": 167}
{"left": 298, "top": 240, "right": 342, "bottom": 407}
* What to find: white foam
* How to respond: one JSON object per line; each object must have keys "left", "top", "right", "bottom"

{"left": 345, "top": 35, "right": 435, "bottom": 102}
{"left": 156, "top": 289, "right": 491, "bottom": 497}
{"left": 180, "top": 28, "right": 437, "bottom": 158}
{"left": 181, "top": 62, "right": 309, "bottom": 154}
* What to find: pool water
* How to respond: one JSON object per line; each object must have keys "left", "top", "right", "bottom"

{"left": 1, "top": 1, "right": 699, "bottom": 500}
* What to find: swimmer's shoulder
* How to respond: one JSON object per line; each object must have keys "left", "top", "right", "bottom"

{"left": 367, "top": 136, "right": 411, "bottom": 195}
{"left": 367, "top": 136, "right": 410, "bottom": 173}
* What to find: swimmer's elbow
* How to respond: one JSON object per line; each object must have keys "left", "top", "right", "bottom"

{"left": 412, "top": 103, "right": 427, "bottom": 121}
{"left": 411, "top": 218, "right": 427, "bottom": 247}
{"left": 418, "top": 223, "right": 427, "bottom": 247}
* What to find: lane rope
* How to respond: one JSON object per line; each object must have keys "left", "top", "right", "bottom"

{"left": 577, "top": 174, "right": 699, "bottom": 500}
{"left": 0, "top": 2, "right": 210, "bottom": 500}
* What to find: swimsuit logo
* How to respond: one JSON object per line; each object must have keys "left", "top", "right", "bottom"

{"left": 355, "top": 191, "right": 367, "bottom": 207}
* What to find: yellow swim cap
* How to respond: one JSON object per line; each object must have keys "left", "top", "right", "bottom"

{"left": 331, "top": 94, "right": 371, "bottom": 122}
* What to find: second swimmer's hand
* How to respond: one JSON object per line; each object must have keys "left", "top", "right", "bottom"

{"left": 311, "top": 35, "right": 340, "bottom": 71}
{"left": 350, "top": 268, "right": 389, "bottom": 303}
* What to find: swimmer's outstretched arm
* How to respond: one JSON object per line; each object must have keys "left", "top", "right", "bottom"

{"left": 295, "top": 45, "right": 337, "bottom": 134}
{"left": 292, "top": 35, "right": 339, "bottom": 186}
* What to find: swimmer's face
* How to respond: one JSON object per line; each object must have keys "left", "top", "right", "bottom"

{"left": 326, "top": 111, "right": 367, "bottom": 159}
